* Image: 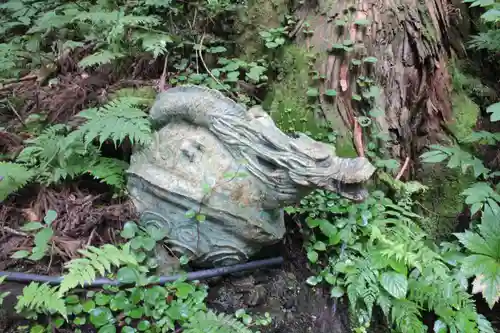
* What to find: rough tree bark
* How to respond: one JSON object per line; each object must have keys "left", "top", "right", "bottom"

{"left": 290, "top": 0, "right": 466, "bottom": 178}
{"left": 235, "top": 0, "right": 471, "bottom": 331}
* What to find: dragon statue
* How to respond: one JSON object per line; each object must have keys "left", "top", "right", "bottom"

{"left": 126, "top": 85, "right": 376, "bottom": 267}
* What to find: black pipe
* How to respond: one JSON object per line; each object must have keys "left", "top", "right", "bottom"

{"left": 0, "top": 256, "right": 284, "bottom": 287}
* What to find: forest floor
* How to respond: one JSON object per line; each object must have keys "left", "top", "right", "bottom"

{"left": 0, "top": 68, "right": 345, "bottom": 333}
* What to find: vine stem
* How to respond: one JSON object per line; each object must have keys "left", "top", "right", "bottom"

{"left": 395, "top": 157, "right": 410, "bottom": 180}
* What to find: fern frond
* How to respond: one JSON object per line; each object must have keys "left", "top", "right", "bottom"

{"left": 133, "top": 31, "right": 173, "bottom": 58}
{"left": 75, "top": 97, "right": 152, "bottom": 147}
{"left": 390, "top": 299, "right": 425, "bottom": 333}
{"left": 15, "top": 282, "right": 67, "bottom": 318}
{"left": 468, "top": 30, "right": 500, "bottom": 53}
{"left": 59, "top": 243, "right": 138, "bottom": 296}
{"left": 0, "top": 162, "right": 35, "bottom": 201}
{"left": 78, "top": 49, "right": 125, "bottom": 68}
{"left": 183, "top": 310, "right": 253, "bottom": 333}
{"left": 88, "top": 157, "right": 129, "bottom": 191}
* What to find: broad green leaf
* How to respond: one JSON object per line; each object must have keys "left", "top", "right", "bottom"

{"left": 313, "top": 241, "right": 327, "bottom": 251}
{"left": 11, "top": 250, "right": 30, "bottom": 259}
{"left": 117, "top": 267, "right": 138, "bottom": 284}
{"left": 44, "top": 209, "right": 57, "bottom": 225}
{"left": 20, "top": 222, "right": 44, "bottom": 231}
{"left": 89, "top": 307, "right": 115, "bottom": 328}
{"left": 486, "top": 102, "right": 500, "bottom": 122}
{"left": 319, "top": 219, "right": 337, "bottom": 237}
{"left": 363, "top": 56, "right": 378, "bottom": 63}
{"left": 120, "top": 221, "right": 138, "bottom": 239}
{"left": 325, "top": 89, "right": 337, "bottom": 96}
{"left": 307, "top": 250, "right": 319, "bottom": 263}
{"left": 307, "top": 88, "right": 320, "bottom": 97}
{"left": 420, "top": 151, "right": 448, "bottom": 163}
{"left": 379, "top": 272, "right": 408, "bottom": 299}
{"left": 330, "top": 286, "right": 345, "bottom": 298}
{"left": 306, "top": 275, "right": 322, "bottom": 286}
{"left": 34, "top": 227, "right": 53, "bottom": 247}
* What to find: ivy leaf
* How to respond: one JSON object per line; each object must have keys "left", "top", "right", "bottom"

{"left": 306, "top": 276, "right": 322, "bottom": 286}
{"left": 34, "top": 227, "right": 53, "bottom": 247}
{"left": 307, "top": 250, "right": 319, "bottom": 263}
{"left": 20, "top": 222, "right": 44, "bottom": 231}
{"left": 313, "top": 241, "right": 327, "bottom": 251}
{"left": 325, "top": 89, "right": 337, "bottom": 97}
{"left": 420, "top": 150, "right": 449, "bottom": 163}
{"left": 363, "top": 56, "right": 378, "bottom": 63}
{"left": 11, "top": 250, "right": 30, "bottom": 259}
{"left": 44, "top": 209, "right": 57, "bottom": 225}
{"left": 120, "top": 221, "right": 138, "bottom": 239}
{"left": 379, "top": 272, "right": 408, "bottom": 299}
{"left": 486, "top": 102, "right": 500, "bottom": 122}
{"left": 208, "top": 46, "right": 227, "bottom": 53}
{"left": 307, "top": 88, "right": 320, "bottom": 97}
{"left": 330, "top": 286, "right": 345, "bottom": 298}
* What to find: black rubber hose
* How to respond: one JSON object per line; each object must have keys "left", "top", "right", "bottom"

{"left": 0, "top": 256, "right": 284, "bottom": 287}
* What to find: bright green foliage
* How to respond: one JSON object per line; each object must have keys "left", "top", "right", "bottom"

{"left": 0, "top": 161, "right": 35, "bottom": 201}
{"left": 59, "top": 243, "right": 139, "bottom": 296}
{"left": 420, "top": 144, "right": 490, "bottom": 178}
{"left": 184, "top": 310, "right": 254, "bottom": 333}
{"left": 12, "top": 210, "right": 58, "bottom": 261}
{"left": 486, "top": 101, "right": 500, "bottom": 122}
{"left": 15, "top": 282, "right": 67, "bottom": 319}
{"left": 289, "top": 189, "right": 494, "bottom": 333}
{"left": 76, "top": 97, "right": 153, "bottom": 148}
{"left": 13, "top": 221, "right": 266, "bottom": 333}
{"left": 420, "top": 96, "right": 500, "bottom": 312}
{"left": 87, "top": 157, "right": 129, "bottom": 191}
{"left": 455, "top": 211, "right": 500, "bottom": 308}
{"left": 463, "top": 0, "right": 500, "bottom": 52}
{"left": 1, "top": 97, "right": 152, "bottom": 200}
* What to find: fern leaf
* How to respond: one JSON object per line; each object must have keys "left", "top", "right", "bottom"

{"left": 59, "top": 244, "right": 138, "bottom": 296}
{"left": 183, "top": 310, "right": 253, "bottom": 333}
{"left": 0, "top": 162, "right": 35, "bottom": 201}
{"left": 88, "top": 157, "right": 129, "bottom": 191}
{"left": 78, "top": 49, "right": 125, "bottom": 68}
{"left": 15, "top": 282, "right": 67, "bottom": 318}
{"left": 75, "top": 97, "right": 152, "bottom": 147}
{"left": 133, "top": 31, "right": 173, "bottom": 58}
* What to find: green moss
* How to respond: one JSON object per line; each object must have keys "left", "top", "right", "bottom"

{"left": 449, "top": 93, "right": 479, "bottom": 140}
{"left": 417, "top": 166, "right": 475, "bottom": 240}
{"left": 235, "top": 0, "right": 288, "bottom": 60}
{"left": 335, "top": 134, "right": 358, "bottom": 158}
{"left": 264, "top": 45, "right": 327, "bottom": 136}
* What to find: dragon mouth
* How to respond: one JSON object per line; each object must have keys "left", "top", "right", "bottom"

{"left": 334, "top": 181, "right": 370, "bottom": 202}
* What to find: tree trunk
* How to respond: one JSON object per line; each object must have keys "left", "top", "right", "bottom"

{"left": 289, "top": 0, "right": 465, "bottom": 178}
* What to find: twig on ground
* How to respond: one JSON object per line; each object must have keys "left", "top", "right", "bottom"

{"left": 1, "top": 226, "right": 29, "bottom": 237}
{"left": 87, "top": 228, "right": 96, "bottom": 247}
{"left": 0, "top": 74, "right": 37, "bottom": 85}
{"left": 6, "top": 99, "right": 26, "bottom": 127}
{"left": 395, "top": 157, "right": 410, "bottom": 180}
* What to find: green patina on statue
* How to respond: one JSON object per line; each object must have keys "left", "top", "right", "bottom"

{"left": 126, "top": 85, "right": 376, "bottom": 267}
